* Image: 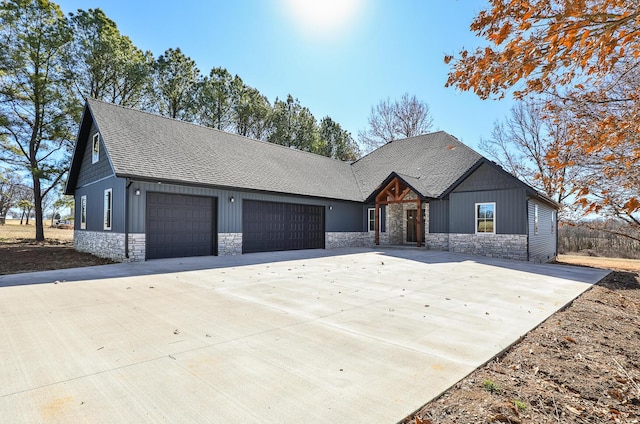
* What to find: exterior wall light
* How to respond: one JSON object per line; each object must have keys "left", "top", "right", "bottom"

{"left": 329, "top": 205, "right": 333, "bottom": 210}
{"left": 229, "top": 196, "right": 235, "bottom": 203}
{"left": 134, "top": 189, "right": 141, "bottom": 196}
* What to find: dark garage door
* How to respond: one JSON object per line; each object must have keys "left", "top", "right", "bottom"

{"left": 146, "top": 193, "right": 216, "bottom": 260}
{"left": 243, "top": 200, "right": 324, "bottom": 253}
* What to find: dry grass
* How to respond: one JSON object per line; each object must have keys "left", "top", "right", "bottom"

{"left": 0, "top": 219, "right": 73, "bottom": 243}
{"left": 0, "top": 219, "right": 113, "bottom": 275}
{"left": 558, "top": 254, "right": 640, "bottom": 273}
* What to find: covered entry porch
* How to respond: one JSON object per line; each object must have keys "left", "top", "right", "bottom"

{"left": 370, "top": 173, "right": 429, "bottom": 248}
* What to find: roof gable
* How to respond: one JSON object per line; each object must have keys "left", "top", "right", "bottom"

{"left": 452, "top": 161, "right": 521, "bottom": 193}
{"left": 446, "top": 159, "right": 559, "bottom": 209}
{"left": 364, "top": 172, "right": 425, "bottom": 203}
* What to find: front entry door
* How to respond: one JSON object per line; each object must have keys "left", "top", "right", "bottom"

{"left": 406, "top": 210, "right": 417, "bottom": 243}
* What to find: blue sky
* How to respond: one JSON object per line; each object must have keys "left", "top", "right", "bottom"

{"left": 55, "top": 0, "right": 514, "bottom": 151}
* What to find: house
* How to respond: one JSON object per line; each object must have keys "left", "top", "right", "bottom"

{"left": 64, "top": 99, "right": 559, "bottom": 263}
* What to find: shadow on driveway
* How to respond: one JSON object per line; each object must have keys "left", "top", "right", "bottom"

{"left": 0, "top": 247, "right": 609, "bottom": 288}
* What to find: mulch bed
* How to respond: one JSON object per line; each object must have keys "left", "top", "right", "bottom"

{"left": 403, "top": 270, "right": 640, "bottom": 423}
{"left": 0, "top": 241, "right": 115, "bottom": 275}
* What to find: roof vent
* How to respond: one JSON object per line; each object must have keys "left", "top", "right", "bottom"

{"left": 447, "top": 144, "right": 456, "bottom": 150}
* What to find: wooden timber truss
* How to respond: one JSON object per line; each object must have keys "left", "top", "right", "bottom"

{"left": 374, "top": 175, "right": 423, "bottom": 247}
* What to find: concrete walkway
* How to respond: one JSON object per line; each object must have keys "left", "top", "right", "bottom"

{"left": 0, "top": 248, "right": 608, "bottom": 423}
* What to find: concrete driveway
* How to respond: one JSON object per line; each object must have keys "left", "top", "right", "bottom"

{"left": 0, "top": 248, "right": 608, "bottom": 423}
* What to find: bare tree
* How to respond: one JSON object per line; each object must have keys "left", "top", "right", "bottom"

{"left": 394, "top": 93, "right": 434, "bottom": 139}
{"left": 480, "top": 99, "right": 579, "bottom": 215}
{"left": 358, "top": 93, "right": 433, "bottom": 153}
{"left": 0, "top": 171, "right": 21, "bottom": 224}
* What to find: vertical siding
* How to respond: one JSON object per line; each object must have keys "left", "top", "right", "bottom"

{"left": 128, "top": 181, "right": 364, "bottom": 234}
{"left": 528, "top": 199, "right": 557, "bottom": 262}
{"left": 453, "top": 162, "right": 522, "bottom": 192}
{"left": 74, "top": 176, "right": 125, "bottom": 233}
{"left": 428, "top": 199, "right": 449, "bottom": 233}
{"left": 77, "top": 123, "right": 115, "bottom": 187}
{"left": 449, "top": 188, "right": 527, "bottom": 234}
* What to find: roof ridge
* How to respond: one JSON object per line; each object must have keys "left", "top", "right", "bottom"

{"left": 87, "top": 97, "right": 355, "bottom": 167}
{"left": 351, "top": 130, "right": 455, "bottom": 165}
{"left": 349, "top": 158, "right": 366, "bottom": 199}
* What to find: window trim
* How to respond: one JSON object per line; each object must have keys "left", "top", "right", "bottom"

{"left": 80, "top": 195, "right": 87, "bottom": 230}
{"left": 368, "top": 208, "right": 375, "bottom": 232}
{"left": 103, "top": 188, "right": 112, "bottom": 231}
{"left": 92, "top": 133, "right": 100, "bottom": 164}
{"left": 475, "top": 202, "right": 496, "bottom": 235}
{"left": 367, "top": 207, "right": 385, "bottom": 232}
{"left": 534, "top": 204, "right": 539, "bottom": 235}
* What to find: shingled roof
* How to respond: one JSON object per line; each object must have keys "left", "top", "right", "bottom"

{"left": 65, "top": 99, "right": 488, "bottom": 202}
{"left": 351, "top": 132, "right": 483, "bottom": 200}
{"left": 68, "top": 99, "right": 362, "bottom": 201}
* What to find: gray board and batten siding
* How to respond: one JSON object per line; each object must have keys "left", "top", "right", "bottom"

{"left": 126, "top": 180, "right": 366, "bottom": 235}
{"left": 73, "top": 125, "right": 126, "bottom": 233}
{"left": 448, "top": 188, "right": 527, "bottom": 235}
{"left": 428, "top": 200, "right": 449, "bottom": 233}
{"left": 449, "top": 163, "right": 528, "bottom": 235}
{"left": 74, "top": 175, "right": 126, "bottom": 233}
{"left": 76, "top": 124, "right": 114, "bottom": 187}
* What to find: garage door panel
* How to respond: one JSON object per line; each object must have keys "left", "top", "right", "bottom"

{"left": 242, "top": 200, "right": 324, "bottom": 253}
{"left": 146, "top": 193, "right": 216, "bottom": 260}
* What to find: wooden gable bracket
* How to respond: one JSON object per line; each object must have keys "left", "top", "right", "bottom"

{"left": 397, "top": 186, "right": 412, "bottom": 201}
{"left": 374, "top": 176, "right": 422, "bottom": 247}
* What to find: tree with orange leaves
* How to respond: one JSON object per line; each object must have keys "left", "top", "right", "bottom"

{"left": 446, "top": 1, "right": 640, "bottom": 241}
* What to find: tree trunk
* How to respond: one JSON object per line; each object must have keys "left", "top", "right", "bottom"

{"left": 20, "top": 210, "right": 25, "bottom": 225}
{"left": 32, "top": 173, "right": 44, "bottom": 241}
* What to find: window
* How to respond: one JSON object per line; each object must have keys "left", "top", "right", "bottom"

{"left": 80, "top": 195, "right": 87, "bottom": 230}
{"left": 534, "top": 204, "right": 539, "bottom": 235}
{"left": 368, "top": 208, "right": 375, "bottom": 232}
{"left": 475, "top": 202, "right": 495, "bottom": 234}
{"left": 104, "top": 189, "right": 112, "bottom": 230}
{"left": 368, "top": 207, "right": 385, "bottom": 232}
{"left": 92, "top": 133, "right": 100, "bottom": 164}
{"left": 551, "top": 211, "right": 555, "bottom": 234}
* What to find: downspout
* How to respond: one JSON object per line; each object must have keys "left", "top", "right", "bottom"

{"left": 525, "top": 199, "right": 530, "bottom": 261}
{"left": 125, "top": 179, "right": 132, "bottom": 259}
{"left": 416, "top": 197, "right": 422, "bottom": 248}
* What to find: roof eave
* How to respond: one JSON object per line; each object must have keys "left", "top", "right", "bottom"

{"left": 119, "top": 174, "right": 366, "bottom": 204}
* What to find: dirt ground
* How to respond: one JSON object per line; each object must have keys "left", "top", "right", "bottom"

{"left": 1, "top": 221, "right": 638, "bottom": 423}
{"left": 404, "top": 255, "right": 640, "bottom": 424}
{"left": 0, "top": 220, "right": 114, "bottom": 275}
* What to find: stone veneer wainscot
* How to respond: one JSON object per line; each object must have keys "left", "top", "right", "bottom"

{"left": 448, "top": 234, "right": 528, "bottom": 261}
{"left": 218, "top": 233, "right": 242, "bottom": 255}
{"left": 74, "top": 230, "right": 125, "bottom": 261}
{"left": 75, "top": 231, "right": 147, "bottom": 262}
